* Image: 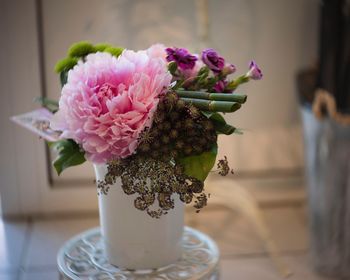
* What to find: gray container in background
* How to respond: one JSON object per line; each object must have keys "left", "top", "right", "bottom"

{"left": 302, "top": 107, "right": 350, "bottom": 278}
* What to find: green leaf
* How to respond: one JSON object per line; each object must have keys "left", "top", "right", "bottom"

{"left": 104, "top": 47, "right": 124, "bottom": 57}
{"left": 168, "top": 61, "right": 178, "bottom": 75}
{"left": 177, "top": 144, "right": 218, "bottom": 181}
{"left": 49, "top": 139, "right": 86, "bottom": 175}
{"left": 202, "top": 111, "right": 241, "bottom": 135}
{"left": 94, "top": 43, "right": 112, "bottom": 52}
{"left": 68, "top": 41, "right": 95, "bottom": 57}
{"left": 54, "top": 57, "right": 78, "bottom": 73}
{"left": 197, "top": 66, "right": 210, "bottom": 76}
{"left": 206, "top": 77, "right": 217, "bottom": 90}
{"left": 33, "top": 97, "right": 59, "bottom": 113}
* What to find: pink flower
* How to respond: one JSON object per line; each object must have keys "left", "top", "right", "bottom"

{"left": 51, "top": 47, "right": 172, "bottom": 163}
{"left": 147, "top": 43, "right": 167, "bottom": 61}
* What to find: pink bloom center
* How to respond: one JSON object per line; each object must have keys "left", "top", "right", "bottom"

{"left": 96, "top": 83, "right": 118, "bottom": 115}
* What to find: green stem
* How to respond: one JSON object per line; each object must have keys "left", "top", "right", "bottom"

{"left": 226, "top": 75, "right": 250, "bottom": 91}
{"left": 176, "top": 90, "right": 247, "bottom": 104}
{"left": 180, "top": 98, "right": 241, "bottom": 112}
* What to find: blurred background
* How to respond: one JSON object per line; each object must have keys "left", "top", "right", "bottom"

{"left": 0, "top": 0, "right": 349, "bottom": 279}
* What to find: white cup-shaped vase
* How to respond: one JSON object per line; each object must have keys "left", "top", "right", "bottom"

{"left": 94, "top": 164, "right": 185, "bottom": 270}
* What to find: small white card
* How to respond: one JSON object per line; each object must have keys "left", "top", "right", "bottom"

{"left": 11, "top": 108, "right": 61, "bottom": 142}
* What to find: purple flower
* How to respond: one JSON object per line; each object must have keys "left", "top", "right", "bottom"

{"left": 165, "top": 47, "right": 197, "bottom": 70}
{"left": 201, "top": 48, "right": 225, "bottom": 74}
{"left": 247, "top": 60, "right": 263, "bottom": 80}
{"left": 213, "top": 80, "right": 228, "bottom": 93}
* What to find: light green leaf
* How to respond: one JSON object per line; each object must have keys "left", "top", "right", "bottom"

{"left": 54, "top": 57, "right": 78, "bottom": 73}
{"left": 94, "top": 43, "right": 112, "bottom": 52}
{"left": 104, "top": 47, "right": 124, "bottom": 57}
{"left": 177, "top": 143, "right": 218, "bottom": 181}
{"left": 68, "top": 41, "right": 95, "bottom": 57}
{"left": 49, "top": 139, "right": 86, "bottom": 175}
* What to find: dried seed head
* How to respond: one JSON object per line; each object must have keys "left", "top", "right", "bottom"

{"left": 184, "top": 118, "right": 194, "bottom": 129}
{"left": 193, "top": 145, "right": 203, "bottom": 154}
{"left": 190, "top": 180, "right": 204, "bottom": 193}
{"left": 151, "top": 150, "right": 161, "bottom": 158}
{"left": 175, "top": 140, "right": 185, "bottom": 150}
{"left": 203, "top": 120, "right": 214, "bottom": 131}
{"left": 184, "top": 145, "right": 193, "bottom": 155}
{"left": 138, "top": 128, "right": 154, "bottom": 144}
{"left": 179, "top": 193, "right": 194, "bottom": 204}
{"left": 161, "top": 135, "right": 170, "bottom": 144}
{"left": 158, "top": 193, "right": 174, "bottom": 210}
{"left": 160, "top": 145, "right": 170, "bottom": 154}
{"left": 157, "top": 100, "right": 166, "bottom": 111}
{"left": 193, "top": 193, "right": 208, "bottom": 210}
{"left": 186, "top": 128, "right": 197, "bottom": 136}
{"left": 134, "top": 197, "right": 148, "bottom": 211}
{"left": 174, "top": 122, "right": 182, "bottom": 130}
{"left": 163, "top": 121, "right": 171, "bottom": 131}
{"left": 217, "top": 156, "right": 231, "bottom": 176}
{"left": 199, "top": 137, "right": 207, "bottom": 146}
{"left": 139, "top": 143, "right": 150, "bottom": 153}
{"left": 152, "top": 141, "right": 161, "bottom": 149}
{"left": 170, "top": 149, "right": 178, "bottom": 158}
{"left": 156, "top": 122, "right": 164, "bottom": 131}
{"left": 188, "top": 105, "right": 201, "bottom": 119}
{"left": 169, "top": 129, "right": 178, "bottom": 139}
{"left": 176, "top": 99, "right": 186, "bottom": 111}
{"left": 165, "top": 92, "right": 178, "bottom": 106}
{"left": 154, "top": 111, "right": 166, "bottom": 123}
{"left": 169, "top": 111, "right": 180, "bottom": 122}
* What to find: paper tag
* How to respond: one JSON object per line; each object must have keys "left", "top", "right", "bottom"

{"left": 11, "top": 108, "right": 61, "bottom": 142}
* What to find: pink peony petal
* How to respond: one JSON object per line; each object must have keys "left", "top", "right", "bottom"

{"left": 50, "top": 46, "right": 172, "bottom": 163}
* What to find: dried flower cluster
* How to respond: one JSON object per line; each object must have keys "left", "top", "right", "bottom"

{"left": 97, "top": 155, "right": 208, "bottom": 218}
{"left": 217, "top": 156, "right": 234, "bottom": 176}
{"left": 136, "top": 92, "right": 217, "bottom": 160}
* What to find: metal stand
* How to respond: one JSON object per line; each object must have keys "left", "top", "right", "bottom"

{"left": 57, "top": 226, "right": 220, "bottom": 279}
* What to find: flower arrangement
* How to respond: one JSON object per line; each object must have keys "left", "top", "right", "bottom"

{"left": 45, "top": 41, "right": 262, "bottom": 218}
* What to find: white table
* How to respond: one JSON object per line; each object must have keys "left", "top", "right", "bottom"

{"left": 57, "top": 226, "right": 220, "bottom": 279}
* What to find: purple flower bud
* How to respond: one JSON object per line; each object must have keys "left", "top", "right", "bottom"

{"left": 247, "top": 60, "right": 263, "bottom": 80}
{"left": 213, "top": 80, "right": 228, "bottom": 93}
{"left": 165, "top": 47, "right": 197, "bottom": 70}
{"left": 201, "top": 48, "right": 225, "bottom": 74}
{"left": 222, "top": 63, "right": 236, "bottom": 76}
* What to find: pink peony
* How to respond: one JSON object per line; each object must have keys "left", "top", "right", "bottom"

{"left": 146, "top": 43, "right": 167, "bottom": 61}
{"left": 51, "top": 47, "right": 172, "bottom": 163}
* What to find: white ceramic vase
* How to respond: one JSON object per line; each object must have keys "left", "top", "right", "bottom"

{"left": 94, "top": 164, "right": 185, "bottom": 270}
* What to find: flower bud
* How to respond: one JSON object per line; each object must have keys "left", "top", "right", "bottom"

{"left": 246, "top": 60, "right": 263, "bottom": 80}
{"left": 222, "top": 63, "right": 236, "bottom": 76}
